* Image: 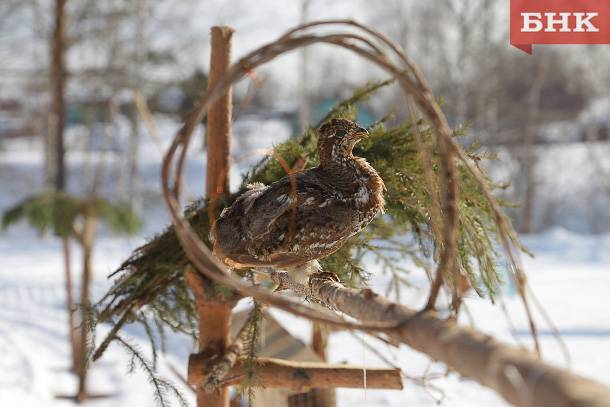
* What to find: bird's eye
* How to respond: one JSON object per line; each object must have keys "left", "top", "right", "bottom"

{"left": 335, "top": 130, "right": 347, "bottom": 137}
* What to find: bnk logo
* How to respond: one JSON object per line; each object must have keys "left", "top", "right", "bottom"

{"left": 510, "top": 0, "right": 610, "bottom": 54}
{"left": 521, "top": 12, "right": 598, "bottom": 32}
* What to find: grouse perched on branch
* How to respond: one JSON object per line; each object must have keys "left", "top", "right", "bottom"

{"left": 212, "top": 119, "right": 385, "bottom": 278}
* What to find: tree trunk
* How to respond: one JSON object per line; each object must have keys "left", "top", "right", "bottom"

{"left": 76, "top": 204, "right": 96, "bottom": 402}
{"left": 520, "top": 54, "right": 549, "bottom": 234}
{"left": 47, "top": 0, "right": 67, "bottom": 190}
{"left": 308, "top": 275, "right": 610, "bottom": 407}
{"left": 62, "top": 238, "right": 79, "bottom": 373}
{"left": 127, "top": 0, "right": 145, "bottom": 214}
{"left": 189, "top": 25, "right": 235, "bottom": 407}
{"left": 51, "top": 0, "right": 77, "bottom": 381}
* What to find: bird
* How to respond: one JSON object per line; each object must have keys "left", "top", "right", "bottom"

{"left": 211, "top": 118, "right": 385, "bottom": 283}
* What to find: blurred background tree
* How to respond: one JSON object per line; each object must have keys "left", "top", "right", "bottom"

{"left": 2, "top": 192, "right": 140, "bottom": 401}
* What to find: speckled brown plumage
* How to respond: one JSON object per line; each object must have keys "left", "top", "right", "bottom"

{"left": 212, "top": 119, "right": 385, "bottom": 271}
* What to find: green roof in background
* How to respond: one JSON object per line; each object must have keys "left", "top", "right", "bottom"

{"left": 312, "top": 98, "right": 376, "bottom": 127}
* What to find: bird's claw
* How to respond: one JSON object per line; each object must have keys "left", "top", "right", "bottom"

{"left": 273, "top": 282, "right": 290, "bottom": 292}
{"left": 270, "top": 269, "right": 291, "bottom": 292}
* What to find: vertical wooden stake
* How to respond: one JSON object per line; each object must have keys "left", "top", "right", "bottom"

{"left": 206, "top": 26, "right": 233, "bottom": 201}
{"left": 189, "top": 25, "right": 235, "bottom": 407}
{"left": 311, "top": 322, "right": 336, "bottom": 406}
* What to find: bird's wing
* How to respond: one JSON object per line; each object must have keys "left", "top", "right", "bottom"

{"left": 214, "top": 169, "right": 366, "bottom": 269}
{"left": 245, "top": 172, "right": 327, "bottom": 240}
{"left": 263, "top": 197, "right": 356, "bottom": 267}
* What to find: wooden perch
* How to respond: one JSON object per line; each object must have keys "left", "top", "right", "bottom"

{"left": 308, "top": 273, "right": 610, "bottom": 407}
{"left": 188, "top": 356, "right": 403, "bottom": 392}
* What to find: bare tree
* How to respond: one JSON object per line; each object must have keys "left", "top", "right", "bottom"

{"left": 125, "top": 0, "right": 146, "bottom": 213}
{"left": 47, "top": 0, "right": 67, "bottom": 190}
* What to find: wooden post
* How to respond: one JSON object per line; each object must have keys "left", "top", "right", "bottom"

{"left": 311, "top": 322, "right": 336, "bottom": 406}
{"left": 206, "top": 26, "right": 233, "bottom": 201}
{"left": 189, "top": 25, "right": 235, "bottom": 407}
{"left": 188, "top": 271, "right": 235, "bottom": 407}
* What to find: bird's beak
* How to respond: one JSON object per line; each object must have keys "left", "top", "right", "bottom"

{"left": 354, "top": 126, "right": 369, "bottom": 139}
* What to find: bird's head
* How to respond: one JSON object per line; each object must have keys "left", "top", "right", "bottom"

{"left": 318, "top": 118, "right": 368, "bottom": 164}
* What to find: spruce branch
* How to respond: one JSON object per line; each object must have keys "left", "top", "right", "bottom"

{"left": 239, "top": 302, "right": 263, "bottom": 405}
{"left": 115, "top": 335, "right": 188, "bottom": 407}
